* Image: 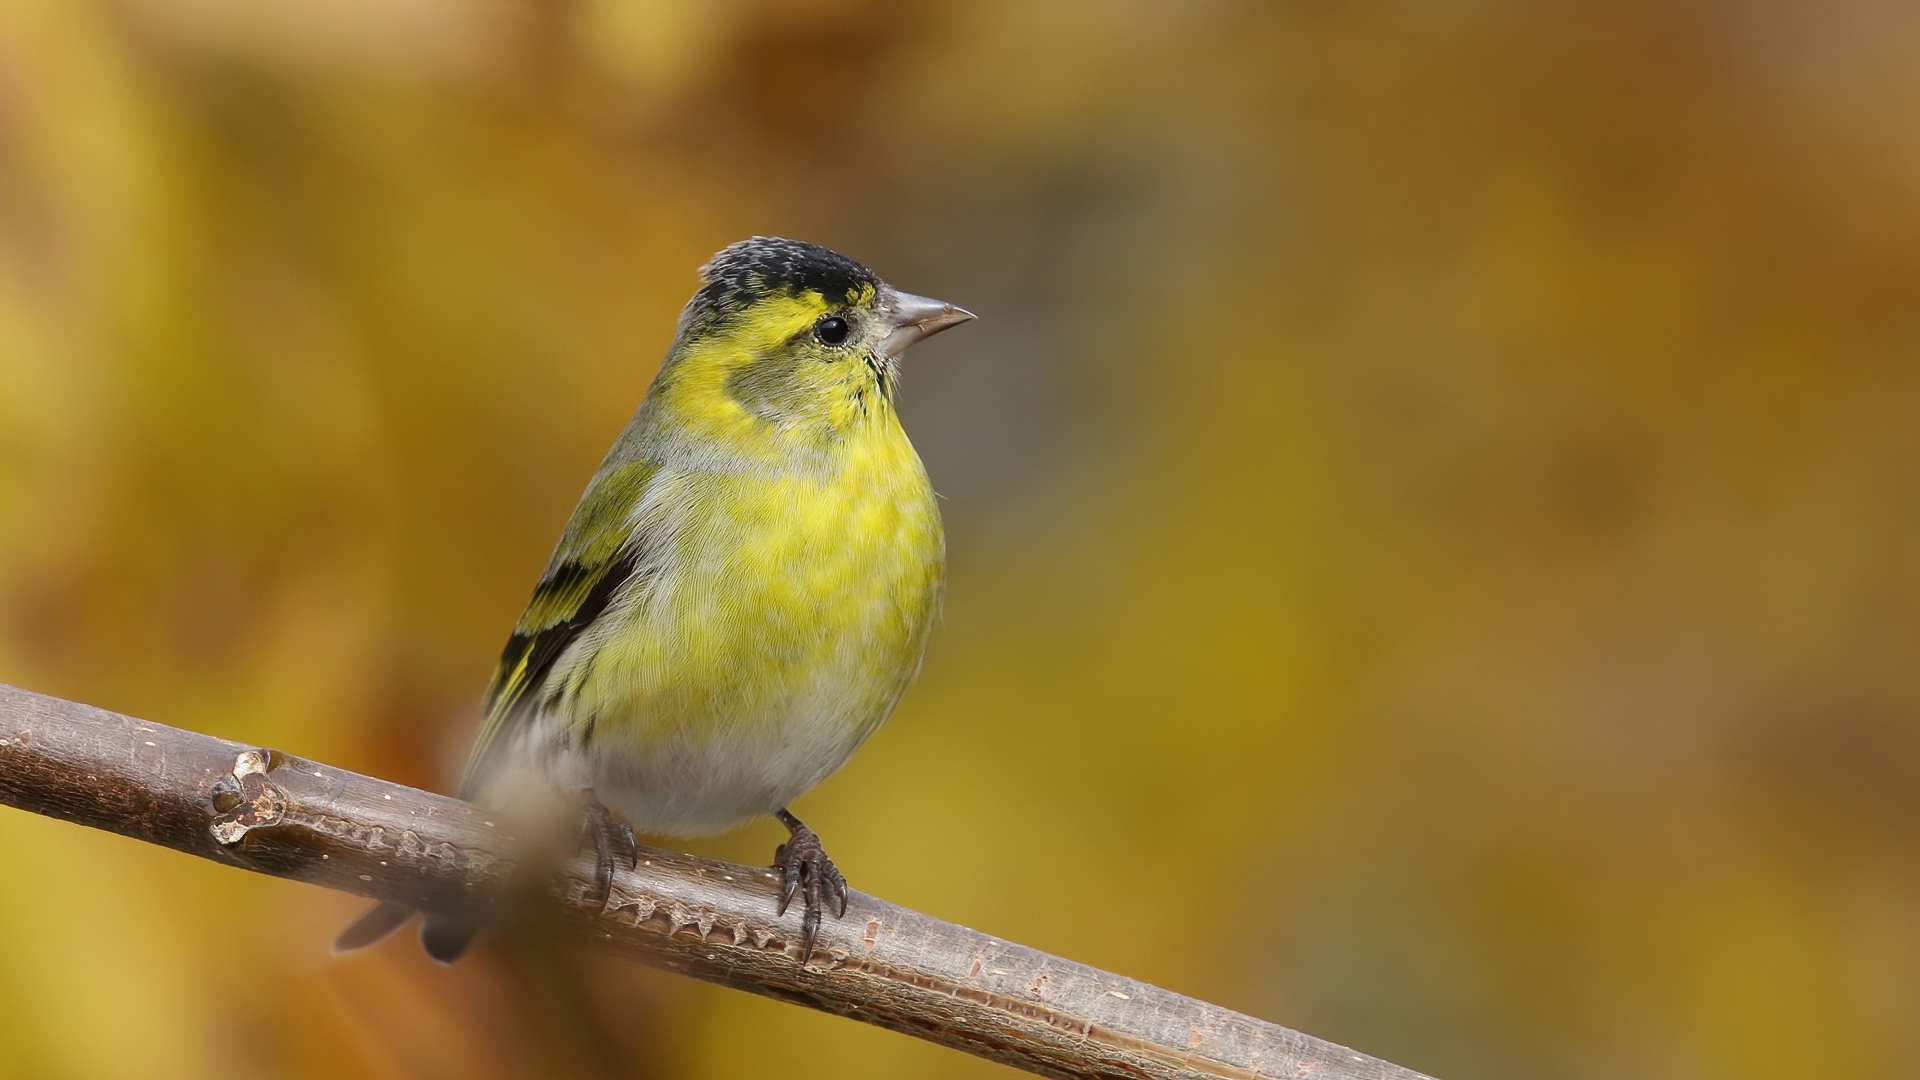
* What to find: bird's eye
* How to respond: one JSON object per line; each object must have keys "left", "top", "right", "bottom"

{"left": 815, "top": 315, "right": 851, "bottom": 346}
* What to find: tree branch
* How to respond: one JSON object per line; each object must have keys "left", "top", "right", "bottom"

{"left": 0, "top": 683, "right": 1435, "bottom": 1080}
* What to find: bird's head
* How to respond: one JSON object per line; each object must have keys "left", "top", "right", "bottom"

{"left": 651, "top": 237, "right": 973, "bottom": 444}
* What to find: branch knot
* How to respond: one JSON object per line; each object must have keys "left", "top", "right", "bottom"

{"left": 208, "top": 749, "right": 286, "bottom": 845}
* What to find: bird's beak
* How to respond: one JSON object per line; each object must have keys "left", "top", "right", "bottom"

{"left": 879, "top": 290, "right": 975, "bottom": 358}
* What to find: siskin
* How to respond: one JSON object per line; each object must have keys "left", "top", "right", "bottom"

{"left": 337, "top": 237, "right": 972, "bottom": 961}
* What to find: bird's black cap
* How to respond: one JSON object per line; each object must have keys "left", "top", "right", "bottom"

{"left": 691, "top": 237, "right": 881, "bottom": 323}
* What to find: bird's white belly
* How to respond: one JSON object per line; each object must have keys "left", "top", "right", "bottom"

{"left": 568, "top": 687, "right": 871, "bottom": 834}
{"left": 532, "top": 662, "right": 892, "bottom": 837}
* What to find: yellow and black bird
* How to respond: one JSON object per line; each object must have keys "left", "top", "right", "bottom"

{"left": 337, "top": 237, "right": 973, "bottom": 961}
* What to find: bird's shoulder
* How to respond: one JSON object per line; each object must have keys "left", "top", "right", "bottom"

{"left": 520, "top": 459, "right": 660, "bottom": 629}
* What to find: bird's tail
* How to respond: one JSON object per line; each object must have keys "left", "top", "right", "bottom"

{"left": 332, "top": 901, "right": 412, "bottom": 953}
{"left": 418, "top": 915, "right": 477, "bottom": 963}
{"left": 332, "top": 901, "right": 477, "bottom": 964}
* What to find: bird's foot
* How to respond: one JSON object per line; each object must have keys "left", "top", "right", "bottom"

{"left": 581, "top": 792, "right": 637, "bottom": 908}
{"left": 773, "top": 809, "right": 848, "bottom": 961}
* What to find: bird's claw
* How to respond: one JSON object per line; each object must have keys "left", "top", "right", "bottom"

{"left": 581, "top": 793, "right": 637, "bottom": 908}
{"left": 773, "top": 810, "right": 847, "bottom": 961}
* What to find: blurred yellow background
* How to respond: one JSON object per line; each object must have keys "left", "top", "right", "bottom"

{"left": 3, "top": 1, "right": 1918, "bottom": 1077}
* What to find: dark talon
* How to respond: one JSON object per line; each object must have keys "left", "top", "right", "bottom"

{"left": 581, "top": 791, "right": 635, "bottom": 908}
{"left": 773, "top": 808, "right": 849, "bottom": 961}
{"left": 614, "top": 818, "right": 638, "bottom": 870}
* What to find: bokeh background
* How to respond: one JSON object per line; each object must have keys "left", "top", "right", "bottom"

{"left": 3, "top": 1, "right": 1918, "bottom": 1077}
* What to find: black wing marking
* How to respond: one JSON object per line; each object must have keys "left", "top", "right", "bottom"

{"left": 459, "top": 546, "right": 641, "bottom": 797}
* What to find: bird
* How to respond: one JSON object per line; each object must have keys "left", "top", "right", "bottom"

{"left": 335, "top": 237, "right": 972, "bottom": 963}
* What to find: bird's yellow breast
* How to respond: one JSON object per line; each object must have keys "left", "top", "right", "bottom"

{"left": 557, "top": 407, "right": 944, "bottom": 773}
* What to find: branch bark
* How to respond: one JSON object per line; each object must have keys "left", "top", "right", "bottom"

{"left": 0, "top": 683, "right": 1436, "bottom": 1080}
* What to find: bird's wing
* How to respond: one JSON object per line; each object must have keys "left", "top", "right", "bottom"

{"left": 458, "top": 459, "right": 660, "bottom": 798}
